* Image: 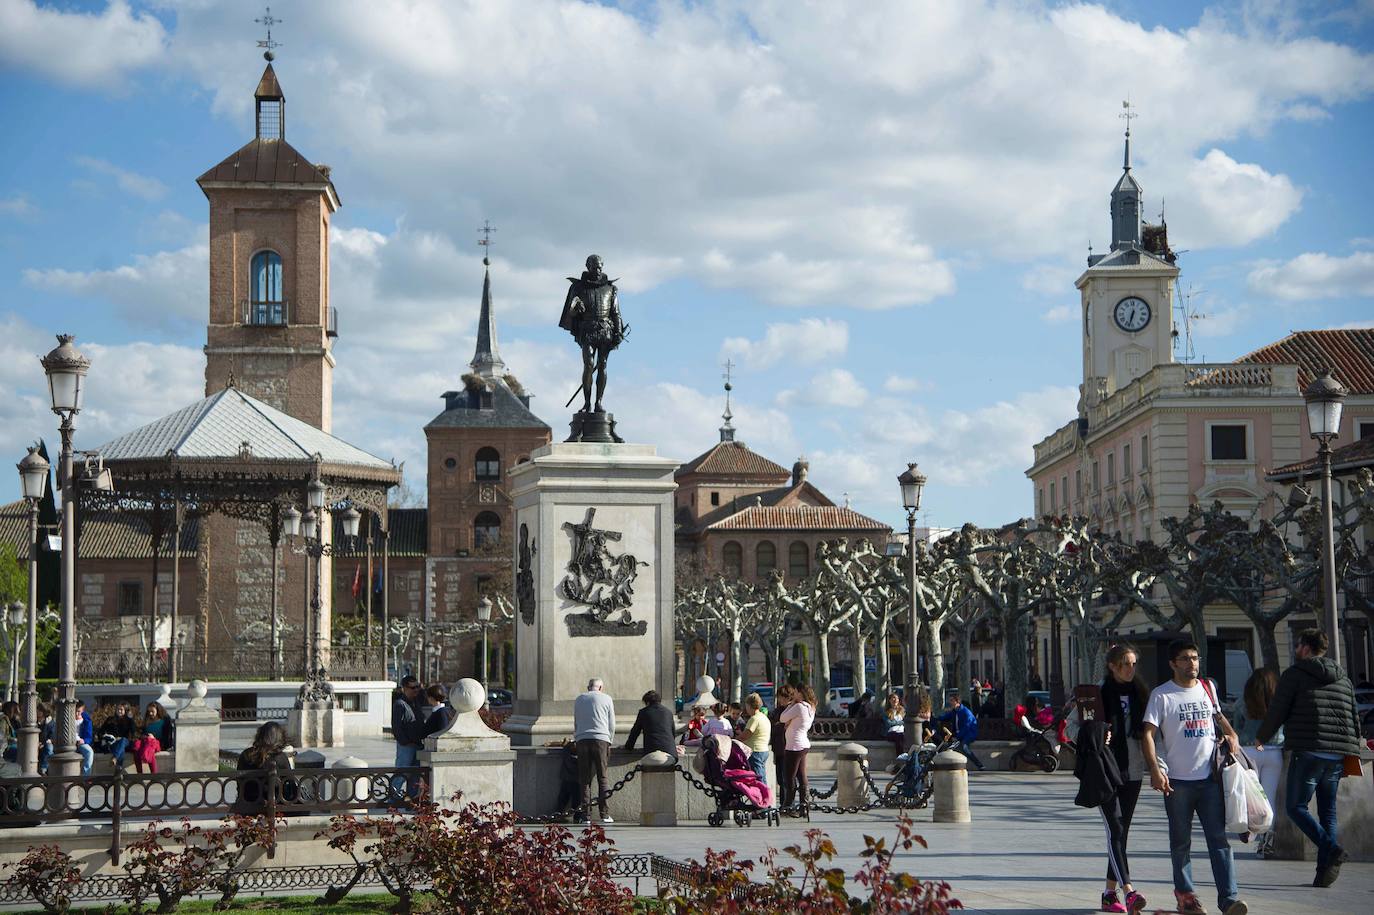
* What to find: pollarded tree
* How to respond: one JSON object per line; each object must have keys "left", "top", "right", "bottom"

{"left": 768, "top": 550, "right": 855, "bottom": 701}
{"left": 816, "top": 538, "right": 903, "bottom": 699}
{"left": 1038, "top": 516, "right": 1137, "bottom": 684}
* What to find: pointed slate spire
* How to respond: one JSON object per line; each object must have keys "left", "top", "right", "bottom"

{"left": 1110, "top": 103, "right": 1142, "bottom": 251}
{"left": 469, "top": 257, "right": 507, "bottom": 379}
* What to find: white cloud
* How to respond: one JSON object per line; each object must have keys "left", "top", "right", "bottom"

{"left": 779, "top": 368, "right": 868, "bottom": 408}
{"left": 1328, "top": 319, "right": 1374, "bottom": 330}
{"left": 73, "top": 155, "right": 168, "bottom": 200}
{"left": 0, "top": 194, "right": 34, "bottom": 217}
{"left": 1041, "top": 304, "right": 1076, "bottom": 323}
{"left": 1022, "top": 265, "right": 1079, "bottom": 296}
{"left": 0, "top": 0, "right": 166, "bottom": 90}
{"left": 720, "top": 318, "right": 848, "bottom": 369}
{"left": 1171, "top": 149, "right": 1303, "bottom": 249}
{"left": 883, "top": 375, "right": 933, "bottom": 394}
{"left": 23, "top": 235, "right": 209, "bottom": 330}
{"left": 1247, "top": 250, "right": 1374, "bottom": 300}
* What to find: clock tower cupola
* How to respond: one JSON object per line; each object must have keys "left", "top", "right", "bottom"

{"left": 1076, "top": 107, "right": 1179, "bottom": 406}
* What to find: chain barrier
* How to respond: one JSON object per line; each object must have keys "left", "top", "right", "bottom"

{"left": 514, "top": 765, "right": 643, "bottom": 824}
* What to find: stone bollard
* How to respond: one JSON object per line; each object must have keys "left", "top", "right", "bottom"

{"left": 836, "top": 742, "right": 870, "bottom": 808}
{"left": 173, "top": 678, "right": 221, "bottom": 773}
{"left": 932, "top": 749, "right": 970, "bottom": 823}
{"left": 639, "top": 750, "right": 678, "bottom": 826}
{"left": 421, "top": 679, "right": 515, "bottom": 809}
{"left": 330, "top": 755, "right": 370, "bottom": 813}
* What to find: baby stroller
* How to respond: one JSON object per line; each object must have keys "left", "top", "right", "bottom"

{"left": 1012, "top": 707, "right": 1067, "bottom": 773}
{"left": 698, "top": 734, "right": 780, "bottom": 827}
{"left": 885, "top": 727, "right": 958, "bottom": 807}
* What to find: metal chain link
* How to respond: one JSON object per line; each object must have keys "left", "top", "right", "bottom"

{"left": 515, "top": 765, "right": 643, "bottom": 824}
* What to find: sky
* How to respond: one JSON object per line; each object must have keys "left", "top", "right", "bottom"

{"left": 1, "top": 0, "right": 1372, "bottom": 532}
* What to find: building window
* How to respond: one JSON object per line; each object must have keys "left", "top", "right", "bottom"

{"left": 756, "top": 542, "right": 777, "bottom": 576}
{"left": 788, "top": 541, "right": 810, "bottom": 578}
{"left": 1075, "top": 469, "right": 1082, "bottom": 499}
{"left": 1358, "top": 421, "right": 1374, "bottom": 441}
{"left": 1092, "top": 461, "right": 1100, "bottom": 492}
{"left": 1107, "top": 453, "right": 1115, "bottom": 484}
{"left": 474, "top": 447, "right": 501, "bottom": 481}
{"left": 1209, "top": 424, "right": 1248, "bottom": 461}
{"left": 248, "top": 250, "right": 285, "bottom": 326}
{"left": 1060, "top": 475, "right": 1068, "bottom": 509}
{"left": 1037, "top": 488, "right": 1045, "bottom": 515}
{"left": 710, "top": 491, "right": 720, "bottom": 506}
{"left": 117, "top": 581, "right": 143, "bottom": 617}
{"left": 1123, "top": 443, "right": 1132, "bottom": 477}
{"left": 1049, "top": 482, "right": 1056, "bottom": 512}
{"left": 722, "top": 541, "right": 743, "bottom": 577}
{"left": 1140, "top": 434, "right": 1149, "bottom": 468}
{"left": 443, "top": 457, "right": 457, "bottom": 471}
{"left": 473, "top": 511, "right": 501, "bottom": 549}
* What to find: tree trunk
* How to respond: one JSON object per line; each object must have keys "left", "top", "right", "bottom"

{"left": 1075, "top": 623, "right": 1103, "bottom": 690}
{"left": 876, "top": 620, "right": 891, "bottom": 696}
{"left": 851, "top": 626, "right": 867, "bottom": 699}
{"left": 1255, "top": 618, "right": 1280, "bottom": 672}
{"left": 728, "top": 627, "right": 744, "bottom": 702}
{"left": 815, "top": 630, "right": 831, "bottom": 703}
{"left": 923, "top": 617, "right": 945, "bottom": 702}
{"left": 956, "top": 623, "right": 973, "bottom": 704}
{"left": 1003, "top": 612, "right": 1030, "bottom": 714}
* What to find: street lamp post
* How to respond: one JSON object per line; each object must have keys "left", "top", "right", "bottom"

{"left": 39, "top": 334, "right": 90, "bottom": 778}
{"left": 1304, "top": 370, "right": 1348, "bottom": 667}
{"left": 17, "top": 445, "right": 47, "bottom": 774}
{"left": 5, "top": 603, "right": 21, "bottom": 703}
{"left": 476, "top": 596, "right": 492, "bottom": 687}
{"left": 291, "top": 490, "right": 358, "bottom": 693}
{"left": 897, "top": 462, "right": 927, "bottom": 749}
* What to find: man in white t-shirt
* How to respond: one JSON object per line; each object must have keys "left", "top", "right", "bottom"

{"left": 1142, "top": 639, "right": 1247, "bottom": 915}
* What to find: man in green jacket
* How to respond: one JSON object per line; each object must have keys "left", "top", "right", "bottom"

{"left": 1255, "top": 628, "right": 1362, "bottom": 888}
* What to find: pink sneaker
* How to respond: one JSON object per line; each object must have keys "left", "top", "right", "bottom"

{"left": 1125, "top": 890, "right": 1146, "bottom": 913}
{"left": 1100, "top": 891, "right": 1127, "bottom": 913}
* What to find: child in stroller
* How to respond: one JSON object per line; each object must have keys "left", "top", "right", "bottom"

{"left": 697, "top": 733, "right": 780, "bottom": 827}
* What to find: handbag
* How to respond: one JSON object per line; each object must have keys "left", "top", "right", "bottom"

{"left": 1199, "top": 679, "right": 1229, "bottom": 783}
{"left": 1343, "top": 754, "right": 1363, "bottom": 778}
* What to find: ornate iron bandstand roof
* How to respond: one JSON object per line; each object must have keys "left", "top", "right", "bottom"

{"left": 86, "top": 386, "right": 401, "bottom": 529}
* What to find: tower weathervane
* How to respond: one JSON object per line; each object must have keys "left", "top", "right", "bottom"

{"left": 256, "top": 6, "right": 282, "bottom": 61}
{"left": 1120, "top": 99, "right": 1138, "bottom": 168}
{"left": 478, "top": 220, "right": 497, "bottom": 264}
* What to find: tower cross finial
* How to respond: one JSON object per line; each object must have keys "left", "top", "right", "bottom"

{"left": 256, "top": 6, "right": 282, "bottom": 61}
{"left": 1120, "top": 99, "right": 1138, "bottom": 169}
{"left": 477, "top": 220, "right": 497, "bottom": 264}
{"left": 719, "top": 358, "right": 736, "bottom": 443}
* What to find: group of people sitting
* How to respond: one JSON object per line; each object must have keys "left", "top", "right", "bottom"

{"left": 1, "top": 698, "right": 173, "bottom": 775}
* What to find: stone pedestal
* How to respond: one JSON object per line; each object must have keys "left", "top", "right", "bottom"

{"left": 639, "top": 750, "right": 678, "bottom": 826}
{"left": 836, "top": 742, "right": 870, "bottom": 808}
{"left": 288, "top": 702, "right": 344, "bottom": 749}
{"left": 422, "top": 679, "right": 515, "bottom": 808}
{"left": 329, "top": 755, "right": 370, "bottom": 814}
{"left": 933, "top": 749, "right": 971, "bottom": 823}
{"left": 173, "top": 679, "right": 221, "bottom": 773}
{"left": 504, "top": 443, "right": 678, "bottom": 745}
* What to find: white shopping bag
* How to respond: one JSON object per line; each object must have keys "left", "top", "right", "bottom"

{"left": 1221, "top": 754, "right": 1248, "bottom": 835}
{"left": 1239, "top": 754, "right": 1274, "bottom": 834}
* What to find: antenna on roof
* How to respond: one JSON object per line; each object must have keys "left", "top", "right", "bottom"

{"left": 255, "top": 7, "right": 282, "bottom": 61}
{"left": 1174, "top": 285, "right": 1209, "bottom": 364}
{"left": 719, "top": 358, "right": 736, "bottom": 443}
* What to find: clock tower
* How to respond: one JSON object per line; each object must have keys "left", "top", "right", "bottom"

{"left": 1077, "top": 118, "right": 1179, "bottom": 408}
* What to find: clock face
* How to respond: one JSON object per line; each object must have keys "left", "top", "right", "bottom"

{"left": 1113, "top": 296, "right": 1151, "bottom": 332}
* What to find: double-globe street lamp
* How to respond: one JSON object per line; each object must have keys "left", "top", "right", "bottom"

{"left": 476, "top": 596, "right": 493, "bottom": 687}
{"left": 1303, "top": 369, "right": 1348, "bottom": 667}
{"left": 897, "top": 462, "right": 927, "bottom": 749}
{"left": 16, "top": 445, "right": 48, "bottom": 774}
{"left": 288, "top": 479, "right": 361, "bottom": 690}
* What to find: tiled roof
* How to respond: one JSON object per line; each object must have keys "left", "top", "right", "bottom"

{"left": 0, "top": 500, "right": 199, "bottom": 560}
{"left": 197, "top": 138, "right": 334, "bottom": 190}
{"left": 706, "top": 504, "right": 890, "bottom": 533}
{"left": 100, "top": 387, "right": 396, "bottom": 470}
{"left": 425, "top": 379, "right": 550, "bottom": 430}
{"left": 677, "top": 442, "right": 790, "bottom": 480}
{"left": 1236, "top": 329, "right": 1374, "bottom": 395}
{"left": 1268, "top": 436, "right": 1374, "bottom": 481}
{"left": 331, "top": 508, "right": 429, "bottom": 558}
{"left": 1084, "top": 246, "right": 1175, "bottom": 272}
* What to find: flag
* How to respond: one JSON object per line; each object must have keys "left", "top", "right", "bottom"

{"left": 351, "top": 563, "right": 362, "bottom": 600}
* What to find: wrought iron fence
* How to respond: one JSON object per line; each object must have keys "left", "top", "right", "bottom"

{"left": 219, "top": 707, "right": 292, "bottom": 722}
{"left": 76, "top": 646, "right": 385, "bottom": 682}
{"left": 0, "top": 852, "right": 690, "bottom": 906}
{"left": 0, "top": 765, "right": 428, "bottom": 865}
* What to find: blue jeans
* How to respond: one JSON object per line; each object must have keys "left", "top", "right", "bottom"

{"left": 748, "top": 751, "right": 769, "bottom": 783}
{"left": 393, "top": 744, "right": 419, "bottom": 800}
{"left": 109, "top": 738, "right": 129, "bottom": 767}
{"left": 1285, "top": 751, "right": 1343, "bottom": 870}
{"left": 954, "top": 741, "right": 985, "bottom": 770}
{"left": 1163, "top": 777, "right": 1237, "bottom": 910}
{"left": 77, "top": 744, "right": 94, "bottom": 776}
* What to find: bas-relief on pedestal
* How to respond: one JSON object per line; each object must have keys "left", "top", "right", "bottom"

{"left": 504, "top": 442, "right": 677, "bottom": 746}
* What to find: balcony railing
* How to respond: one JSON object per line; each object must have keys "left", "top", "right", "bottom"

{"left": 241, "top": 299, "right": 289, "bottom": 327}
{"left": 76, "top": 646, "right": 385, "bottom": 682}
{"left": 326, "top": 305, "right": 338, "bottom": 338}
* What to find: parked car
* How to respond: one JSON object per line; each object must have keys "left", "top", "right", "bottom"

{"left": 1354, "top": 686, "right": 1374, "bottom": 719}
{"left": 486, "top": 688, "right": 513, "bottom": 711}
{"left": 825, "top": 686, "right": 855, "bottom": 716}
{"left": 747, "top": 682, "right": 775, "bottom": 708}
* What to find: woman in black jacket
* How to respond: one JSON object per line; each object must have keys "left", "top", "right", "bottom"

{"left": 233, "top": 722, "right": 297, "bottom": 815}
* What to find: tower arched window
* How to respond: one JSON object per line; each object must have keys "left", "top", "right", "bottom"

{"left": 788, "top": 541, "right": 810, "bottom": 578}
{"left": 248, "top": 250, "right": 285, "bottom": 326}
{"left": 473, "top": 511, "right": 502, "bottom": 549}
{"left": 475, "top": 447, "right": 501, "bottom": 481}
{"left": 756, "top": 542, "right": 776, "bottom": 577}
{"left": 722, "top": 541, "right": 742, "bottom": 578}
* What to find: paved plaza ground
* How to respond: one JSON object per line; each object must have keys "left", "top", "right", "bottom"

{"left": 225, "top": 729, "right": 1372, "bottom": 911}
